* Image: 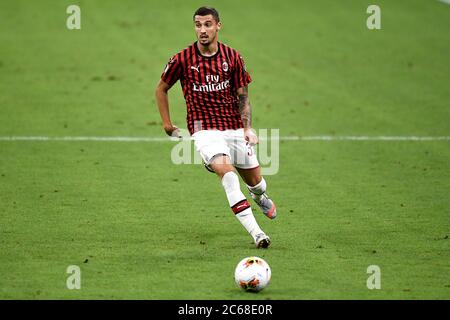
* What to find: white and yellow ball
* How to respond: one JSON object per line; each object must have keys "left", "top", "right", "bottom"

{"left": 234, "top": 256, "right": 271, "bottom": 292}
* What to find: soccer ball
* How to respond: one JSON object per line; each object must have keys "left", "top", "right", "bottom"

{"left": 234, "top": 256, "right": 271, "bottom": 292}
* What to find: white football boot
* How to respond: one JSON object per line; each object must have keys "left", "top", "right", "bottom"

{"left": 249, "top": 191, "right": 277, "bottom": 220}
{"left": 254, "top": 232, "right": 271, "bottom": 249}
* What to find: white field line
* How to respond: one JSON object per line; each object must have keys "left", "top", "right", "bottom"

{"left": 0, "top": 136, "right": 449, "bottom": 142}
{"left": 438, "top": 0, "right": 450, "bottom": 4}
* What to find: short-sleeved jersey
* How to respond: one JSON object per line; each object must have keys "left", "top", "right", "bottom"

{"left": 161, "top": 42, "right": 252, "bottom": 135}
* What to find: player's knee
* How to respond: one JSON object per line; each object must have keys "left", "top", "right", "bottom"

{"left": 209, "top": 155, "right": 233, "bottom": 176}
{"left": 214, "top": 166, "right": 235, "bottom": 179}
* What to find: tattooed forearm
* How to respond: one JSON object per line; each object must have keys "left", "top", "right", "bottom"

{"left": 238, "top": 86, "right": 252, "bottom": 129}
{"left": 239, "top": 95, "right": 252, "bottom": 128}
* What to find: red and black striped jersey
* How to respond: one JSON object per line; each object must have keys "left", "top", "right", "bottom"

{"left": 161, "top": 42, "right": 252, "bottom": 135}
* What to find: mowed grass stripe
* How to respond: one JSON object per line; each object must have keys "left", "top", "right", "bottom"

{"left": 0, "top": 136, "right": 450, "bottom": 142}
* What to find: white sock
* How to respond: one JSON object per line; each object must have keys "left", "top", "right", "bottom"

{"left": 247, "top": 177, "right": 267, "bottom": 201}
{"left": 235, "top": 208, "right": 263, "bottom": 240}
{"left": 221, "top": 172, "right": 263, "bottom": 239}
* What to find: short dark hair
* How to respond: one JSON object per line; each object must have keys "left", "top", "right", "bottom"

{"left": 193, "top": 6, "right": 220, "bottom": 22}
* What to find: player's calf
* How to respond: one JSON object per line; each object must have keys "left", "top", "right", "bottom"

{"left": 221, "top": 171, "right": 270, "bottom": 247}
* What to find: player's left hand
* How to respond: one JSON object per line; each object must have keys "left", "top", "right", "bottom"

{"left": 244, "top": 128, "right": 258, "bottom": 146}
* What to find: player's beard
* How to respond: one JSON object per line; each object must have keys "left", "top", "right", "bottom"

{"left": 199, "top": 36, "right": 210, "bottom": 46}
{"left": 198, "top": 32, "right": 217, "bottom": 47}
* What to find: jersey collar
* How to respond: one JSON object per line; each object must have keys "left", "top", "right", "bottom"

{"left": 194, "top": 41, "right": 221, "bottom": 59}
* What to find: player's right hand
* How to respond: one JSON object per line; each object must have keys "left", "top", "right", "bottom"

{"left": 163, "top": 124, "right": 181, "bottom": 138}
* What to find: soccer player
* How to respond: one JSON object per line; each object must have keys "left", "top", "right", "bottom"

{"left": 155, "top": 6, "right": 277, "bottom": 248}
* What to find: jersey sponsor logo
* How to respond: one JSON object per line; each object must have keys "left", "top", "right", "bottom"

{"left": 190, "top": 65, "right": 200, "bottom": 73}
{"left": 193, "top": 80, "right": 230, "bottom": 92}
{"left": 193, "top": 74, "right": 230, "bottom": 92}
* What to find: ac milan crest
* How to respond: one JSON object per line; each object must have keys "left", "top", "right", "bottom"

{"left": 222, "top": 61, "right": 229, "bottom": 72}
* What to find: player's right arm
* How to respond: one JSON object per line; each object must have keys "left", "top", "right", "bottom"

{"left": 155, "top": 54, "right": 182, "bottom": 137}
{"left": 155, "top": 79, "right": 180, "bottom": 137}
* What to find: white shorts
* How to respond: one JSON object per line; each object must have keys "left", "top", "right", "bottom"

{"left": 192, "top": 129, "right": 259, "bottom": 170}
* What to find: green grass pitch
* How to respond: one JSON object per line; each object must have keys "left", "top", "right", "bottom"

{"left": 0, "top": 0, "right": 449, "bottom": 299}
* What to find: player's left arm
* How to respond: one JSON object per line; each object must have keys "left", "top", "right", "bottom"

{"left": 237, "top": 86, "right": 258, "bottom": 146}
